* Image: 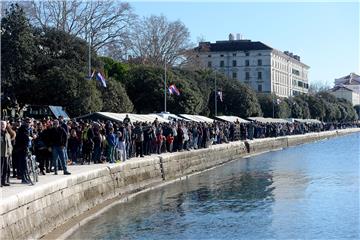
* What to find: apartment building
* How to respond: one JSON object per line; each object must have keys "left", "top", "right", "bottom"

{"left": 196, "top": 34, "right": 310, "bottom": 97}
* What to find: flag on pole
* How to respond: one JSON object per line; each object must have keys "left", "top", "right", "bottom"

{"left": 96, "top": 72, "right": 107, "bottom": 88}
{"left": 168, "top": 84, "right": 180, "bottom": 96}
{"left": 217, "top": 91, "right": 223, "bottom": 102}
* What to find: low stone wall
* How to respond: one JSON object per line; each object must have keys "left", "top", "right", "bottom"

{"left": 1, "top": 128, "right": 359, "bottom": 239}
{"left": 0, "top": 156, "right": 163, "bottom": 240}
{"left": 160, "top": 141, "right": 247, "bottom": 181}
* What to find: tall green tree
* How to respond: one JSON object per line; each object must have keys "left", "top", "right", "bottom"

{"left": 307, "top": 95, "right": 326, "bottom": 120}
{"left": 257, "top": 94, "right": 290, "bottom": 118}
{"left": 219, "top": 81, "right": 262, "bottom": 118}
{"left": 100, "top": 78, "right": 134, "bottom": 113}
{"left": 293, "top": 95, "right": 311, "bottom": 119}
{"left": 354, "top": 105, "right": 360, "bottom": 120}
{"left": 1, "top": 4, "right": 36, "bottom": 106}
{"left": 125, "top": 65, "right": 206, "bottom": 114}
{"left": 32, "top": 27, "right": 103, "bottom": 116}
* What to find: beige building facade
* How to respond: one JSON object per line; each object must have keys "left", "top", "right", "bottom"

{"left": 331, "top": 73, "right": 360, "bottom": 106}
{"left": 196, "top": 36, "right": 310, "bottom": 97}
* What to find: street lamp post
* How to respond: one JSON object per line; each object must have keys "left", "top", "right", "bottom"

{"left": 164, "top": 60, "right": 167, "bottom": 113}
{"left": 214, "top": 71, "right": 217, "bottom": 116}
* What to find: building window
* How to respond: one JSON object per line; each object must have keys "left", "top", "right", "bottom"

{"left": 245, "top": 60, "right": 249, "bottom": 66}
{"left": 258, "top": 72, "right": 262, "bottom": 80}
{"left": 245, "top": 72, "right": 250, "bottom": 80}
{"left": 258, "top": 84, "right": 263, "bottom": 92}
{"left": 233, "top": 53, "right": 236, "bottom": 57}
{"left": 220, "top": 54, "right": 224, "bottom": 57}
{"left": 220, "top": 60, "right": 224, "bottom": 67}
{"left": 258, "top": 59, "right": 262, "bottom": 66}
{"left": 232, "top": 60, "right": 237, "bottom": 67}
{"left": 207, "top": 61, "right": 212, "bottom": 67}
{"left": 208, "top": 55, "right": 211, "bottom": 58}
{"left": 232, "top": 72, "right": 237, "bottom": 79}
{"left": 258, "top": 53, "right": 262, "bottom": 56}
{"left": 245, "top": 52, "right": 250, "bottom": 56}
{"left": 292, "top": 69, "right": 300, "bottom": 76}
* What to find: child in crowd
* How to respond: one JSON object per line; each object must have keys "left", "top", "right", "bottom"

{"left": 166, "top": 133, "right": 174, "bottom": 153}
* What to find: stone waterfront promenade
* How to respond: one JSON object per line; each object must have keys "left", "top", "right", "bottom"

{"left": 1, "top": 128, "right": 359, "bottom": 240}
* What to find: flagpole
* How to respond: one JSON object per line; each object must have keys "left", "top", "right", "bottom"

{"left": 88, "top": 1, "right": 92, "bottom": 114}
{"left": 164, "top": 59, "right": 167, "bottom": 113}
{"left": 88, "top": 1, "right": 92, "bottom": 78}
{"left": 272, "top": 81, "right": 275, "bottom": 118}
{"left": 214, "top": 71, "right": 217, "bottom": 116}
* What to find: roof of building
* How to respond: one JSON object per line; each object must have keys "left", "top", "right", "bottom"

{"left": 335, "top": 72, "right": 360, "bottom": 85}
{"left": 197, "top": 40, "right": 273, "bottom": 52}
{"left": 331, "top": 85, "right": 355, "bottom": 92}
{"left": 196, "top": 40, "right": 309, "bottom": 68}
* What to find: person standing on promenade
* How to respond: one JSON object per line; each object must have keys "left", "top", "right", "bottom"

{"left": 133, "top": 123, "right": 144, "bottom": 157}
{"left": 117, "top": 123, "right": 127, "bottom": 161}
{"left": 92, "top": 123, "right": 103, "bottom": 164}
{"left": 13, "top": 119, "right": 31, "bottom": 183}
{"left": 106, "top": 127, "right": 116, "bottom": 163}
{"left": 34, "top": 122, "right": 48, "bottom": 175}
{"left": 68, "top": 129, "right": 80, "bottom": 165}
{"left": 49, "top": 120, "right": 71, "bottom": 175}
{"left": 1, "top": 120, "right": 16, "bottom": 186}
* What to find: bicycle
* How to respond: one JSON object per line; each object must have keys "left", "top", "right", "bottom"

{"left": 25, "top": 153, "right": 39, "bottom": 185}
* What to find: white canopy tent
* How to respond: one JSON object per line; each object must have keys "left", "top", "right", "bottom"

{"left": 215, "top": 115, "right": 249, "bottom": 123}
{"left": 77, "top": 112, "right": 169, "bottom": 123}
{"left": 248, "top": 117, "right": 290, "bottom": 123}
{"left": 156, "top": 112, "right": 188, "bottom": 121}
{"left": 178, "top": 114, "right": 214, "bottom": 123}
{"left": 290, "top": 118, "right": 322, "bottom": 124}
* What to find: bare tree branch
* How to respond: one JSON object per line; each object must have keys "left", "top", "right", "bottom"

{"left": 21, "top": 0, "right": 135, "bottom": 53}
{"left": 129, "top": 15, "right": 192, "bottom": 66}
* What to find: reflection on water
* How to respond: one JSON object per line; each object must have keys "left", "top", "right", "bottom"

{"left": 69, "top": 133, "right": 359, "bottom": 240}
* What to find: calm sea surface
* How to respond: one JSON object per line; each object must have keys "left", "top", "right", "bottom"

{"left": 69, "top": 133, "right": 360, "bottom": 240}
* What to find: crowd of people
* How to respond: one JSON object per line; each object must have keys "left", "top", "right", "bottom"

{"left": 1, "top": 114, "right": 359, "bottom": 187}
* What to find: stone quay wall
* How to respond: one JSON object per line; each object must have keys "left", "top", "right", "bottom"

{"left": 1, "top": 128, "right": 359, "bottom": 239}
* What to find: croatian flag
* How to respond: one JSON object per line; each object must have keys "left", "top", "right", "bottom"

{"left": 168, "top": 84, "right": 180, "bottom": 96}
{"left": 217, "top": 91, "right": 223, "bottom": 102}
{"left": 96, "top": 72, "right": 107, "bottom": 88}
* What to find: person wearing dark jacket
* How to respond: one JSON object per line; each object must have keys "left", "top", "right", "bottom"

{"left": 106, "top": 127, "right": 116, "bottom": 163}
{"left": 133, "top": 123, "right": 144, "bottom": 157}
{"left": 49, "top": 120, "right": 71, "bottom": 175}
{"left": 34, "top": 123, "right": 48, "bottom": 175}
{"left": 13, "top": 121, "right": 30, "bottom": 183}
{"left": 68, "top": 129, "right": 80, "bottom": 165}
